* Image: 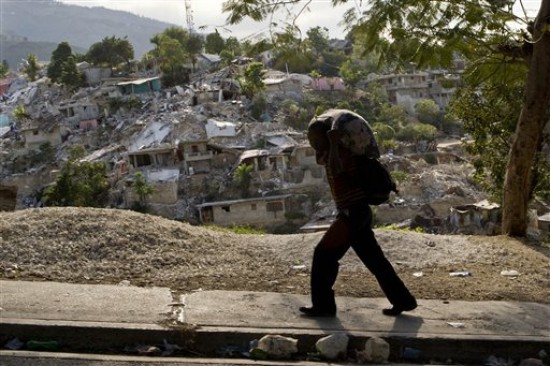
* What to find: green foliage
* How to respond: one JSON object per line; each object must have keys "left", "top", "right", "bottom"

{"left": 43, "top": 145, "right": 109, "bottom": 207}
{"left": 390, "top": 170, "right": 408, "bottom": 185}
{"left": 205, "top": 31, "right": 225, "bottom": 54}
{"left": 148, "top": 27, "right": 192, "bottom": 87}
{"left": 250, "top": 94, "right": 268, "bottom": 121}
{"left": 239, "top": 61, "right": 266, "bottom": 98}
{"left": 376, "top": 103, "right": 408, "bottom": 130}
{"left": 371, "top": 123, "right": 395, "bottom": 141}
{"left": 60, "top": 56, "right": 85, "bottom": 91}
{"left": 186, "top": 33, "right": 205, "bottom": 72}
{"left": 107, "top": 97, "right": 124, "bottom": 113}
{"left": 339, "top": 59, "right": 368, "bottom": 87}
{"left": 126, "top": 95, "right": 143, "bottom": 110}
{"left": 225, "top": 36, "right": 242, "bottom": 56}
{"left": 450, "top": 81, "right": 522, "bottom": 202}
{"left": 12, "top": 105, "right": 29, "bottom": 122}
{"left": 86, "top": 36, "right": 134, "bottom": 68}
{"left": 441, "top": 114, "right": 464, "bottom": 136}
{"left": 23, "top": 54, "right": 41, "bottom": 81}
{"left": 396, "top": 123, "right": 437, "bottom": 142}
{"left": 316, "top": 50, "right": 347, "bottom": 77}
{"left": 131, "top": 171, "right": 154, "bottom": 212}
{"left": 279, "top": 99, "right": 310, "bottom": 130}
{"left": 422, "top": 152, "right": 438, "bottom": 165}
{"left": 306, "top": 26, "right": 330, "bottom": 55}
{"left": 0, "top": 60, "right": 8, "bottom": 77}
{"left": 219, "top": 49, "right": 234, "bottom": 66}
{"left": 233, "top": 163, "right": 254, "bottom": 198}
{"left": 47, "top": 42, "right": 73, "bottom": 83}
{"left": 415, "top": 99, "right": 441, "bottom": 127}
{"left": 377, "top": 224, "right": 425, "bottom": 233}
{"left": 270, "top": 26, "right": 316, "bottom": 73}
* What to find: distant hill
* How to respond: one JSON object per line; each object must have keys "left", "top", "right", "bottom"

{"left": 1, "top": 0, "right": 175, "bottom": 69}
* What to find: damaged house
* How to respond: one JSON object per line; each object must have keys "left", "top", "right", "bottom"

{"left": 20, "top": 119, "right": 62, "bottom": 150}
{"left": 178, "top": 139, "right": 213, "bottom": 175}
{"left": 196, "top": 194, "right": 291, "bottom": 228}
{"left": 57, "top": 101, "right": 100, "bottom": 130}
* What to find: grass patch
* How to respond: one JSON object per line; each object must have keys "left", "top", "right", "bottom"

{"left": 204, "top": 224, "right": 266, "bottom": 235}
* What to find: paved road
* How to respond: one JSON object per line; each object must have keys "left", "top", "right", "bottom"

{"left": 2, "top": 281, "right": 548, "bottom": 364}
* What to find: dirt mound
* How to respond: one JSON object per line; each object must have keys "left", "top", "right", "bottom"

{"left": 1, "top": 207, "right": 548, "bottom": 304}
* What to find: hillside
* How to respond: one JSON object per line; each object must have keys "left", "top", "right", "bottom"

{"left": 1, "top": 207, "right": 548, "bottom": 304}
{"left": 1, "top": 0, "right": 174, "bottom": 68}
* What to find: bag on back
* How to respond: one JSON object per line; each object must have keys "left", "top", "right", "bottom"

{"left": 309, "top": 109, "right": 397, "bottom": 205}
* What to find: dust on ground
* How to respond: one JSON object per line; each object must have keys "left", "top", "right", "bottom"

{"left": 1, "top": 207, "right": 549, "bottom": 304}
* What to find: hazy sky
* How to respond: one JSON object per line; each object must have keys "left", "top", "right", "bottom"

{"left": 60, "top": 0, "right": 541, "bottom": 40}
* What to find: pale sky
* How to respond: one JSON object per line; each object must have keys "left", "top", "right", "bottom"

{"left": 61, "top": 0, "right": 541, "bottom": 40}
{"left": 60, "top": 0, "right": 354, "bottom": 40}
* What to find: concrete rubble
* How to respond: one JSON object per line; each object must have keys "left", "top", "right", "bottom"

{"left": 1, "top": 66, "right": 548, "bottom": 236}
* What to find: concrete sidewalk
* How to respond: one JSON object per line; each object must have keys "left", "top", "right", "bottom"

{"left": 1, "top": 280, "right": 549, "bottom": 363}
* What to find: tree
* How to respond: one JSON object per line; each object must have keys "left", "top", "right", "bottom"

{"left": 47, "top": 41, "right": 73, "bottom": 83}
{"left": 186, "top": 33, "right": 205, "bottom": 72}
{"left": 222, "top": 0, "right": 550, "bottom": 236}
{"left": 148, "top": 27, "right": 192, "bottom": 86}
{"left": 205, "top": 31, "right": 225, "bottom": 54}
{"left": 271, "top": 26, "right": 316, "bottom": 73}
{"left": 339, "top": 59, "right": 367, "bottom": 87}
{"left": 239, "top": 61, "right": 266, "bottom": 98}
{"left": 233, "top": 163, "right": 254, "bottom": 198}
{"left": 316, "top": 50, "right": 347, "bottom": 77}
{"left": 43, "top": 145, "right": 109, "bottom": 207}
{"left": 415, "top": 99, "right": 441, "bottom": 128}
{"left": 60, "top": 56, "right": 84, "bottom": 91}
{"left": 23, "top": 54, "right": 41, "bottom": 81}
{"left": 225, "top": 36, "right": 242, "bottom": 56}
{"left": 86, "top": 36, "right": 134, "bottom": 69}
{"left": 131, "top": 171, "right": 154, "bottom": 212}
{"left": 306, "top": 26, "right": 330, "bottom": 55}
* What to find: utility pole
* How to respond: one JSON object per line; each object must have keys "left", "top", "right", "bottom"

{"left": 185, "top": 0, "right": 195, "bottom": 34}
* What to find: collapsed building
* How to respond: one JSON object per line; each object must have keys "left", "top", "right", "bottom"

{"left": 0, "top": 64, "right": 548, "bottom": 235}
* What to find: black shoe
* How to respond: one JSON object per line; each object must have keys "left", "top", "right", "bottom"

{"left": 299, "top": 306, "right": 336, "bottom": 317}
{"left": 382, "top": 302, "right": 417, "bottom": 316}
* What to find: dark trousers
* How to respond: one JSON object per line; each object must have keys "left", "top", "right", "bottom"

{"left": 310, "top": 205, "right": 416, "bottom": 311}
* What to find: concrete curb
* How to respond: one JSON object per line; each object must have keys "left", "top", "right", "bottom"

{"left": 1, "top": 281, "right": 548, "bottom": 364}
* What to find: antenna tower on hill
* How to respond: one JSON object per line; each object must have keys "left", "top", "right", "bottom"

{"left": 185, "top": 0, "right": 195, "bottom": 34}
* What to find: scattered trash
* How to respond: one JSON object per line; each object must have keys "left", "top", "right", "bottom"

{"left": 26, "top": 340, "right": 59, "bottom": 351}
{"left": 218, "top": 345, "right": 247, "bottom": 357}
{"left": 136, "top": 345, "right": 161, "bottom": 356}
{"left": 291, "top": 264, "right": 307, "bottom": 271}
{"left": 500, "top": 270, "right": 520, "bottom": 277}
{"left": 4, "top": 338, "right": 24, "bottom": 350}
{"left": 449, "top": 271, "right": 471, "bottom": 277}
{"left": 162, "top": 339, "right": 182, "bottom": 356}
{"left": 118, "top": 280, "right": 131, "bottom": 286}
{"left": 249, "top": 347, "right": 269, "bottom": 360}
{"left": 485, "top": 355, "right": 514, "bottom": 366}
{"left": 401, "top": 346, "right": 422, "bottom": 360}
{"left": 447, "top": 322, "right": 466, "bottom": 328}
{"left": 412, "top": 271, "right": 424, "bottom": 277}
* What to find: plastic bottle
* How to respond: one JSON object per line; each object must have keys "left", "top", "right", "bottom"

{"left": 26, "top": 340, "right": 59, "bottom": 351}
